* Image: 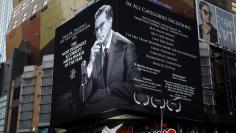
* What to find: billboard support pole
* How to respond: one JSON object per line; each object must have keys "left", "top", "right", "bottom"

{"left": 160, "top": 99, "right": 165, "bottom": 133}
{"left": 160, "top": 97, "right": 181, "bottom": 132}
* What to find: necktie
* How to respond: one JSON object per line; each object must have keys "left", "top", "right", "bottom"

{"left": 103, "top": 48, "right": 109, "bottom": 87}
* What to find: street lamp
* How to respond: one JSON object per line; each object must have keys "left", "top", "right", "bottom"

{"left": 160, "top": 97, "right": 181, "bottom": 133}
{"left": 133, "top": 93, "right": 182, "bottom": 132}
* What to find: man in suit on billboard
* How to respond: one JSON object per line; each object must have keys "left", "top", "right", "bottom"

{"left": 80, "top": 5, "right": 140, "bottom": 112}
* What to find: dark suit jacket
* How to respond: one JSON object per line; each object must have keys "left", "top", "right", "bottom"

{"left": 199, "top": 24, "right": 218, "bottom": 43}
{"left": 84, "top": 31, "right": 140, "bottom": 112}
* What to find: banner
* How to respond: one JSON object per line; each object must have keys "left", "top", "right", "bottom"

{"left": 216, "top": 8, "right": 235, "bottom": 50}
{"left": 196, "top": 0, "right": 236, "bottom": 50}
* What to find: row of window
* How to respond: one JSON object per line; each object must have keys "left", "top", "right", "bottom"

{"left": 13, "top": 0, "right": 48, "bottom": 17}
{"left": 12, "top": 0, "right": 48, "bottom": 29}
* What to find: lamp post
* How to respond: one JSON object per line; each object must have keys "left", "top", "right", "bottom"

{"left": 160, "top": 97, "right": 181, "bottom": 133}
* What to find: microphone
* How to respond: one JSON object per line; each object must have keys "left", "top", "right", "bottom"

{"left": 81, "top": 60, "right": 87, "bottom": 77}
{"left": 81, "top": 60, "right": 87, "bottom": 102}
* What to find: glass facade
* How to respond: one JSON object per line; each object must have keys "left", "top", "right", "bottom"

{"left": 0, "top": 0, "right": 13, "bottom": 63}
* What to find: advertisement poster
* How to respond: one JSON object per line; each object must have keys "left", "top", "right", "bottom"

{"left": 52, "top": 0, "right": 202, "bottom": 126}
{"left": 196, "top": 0, "right": 236, "bottom": 51}
{"left": 216, "top": 8, "right": 235, "bottom": 50}
{"left": 196, "top": 0, "right": 218, "bottom": 44}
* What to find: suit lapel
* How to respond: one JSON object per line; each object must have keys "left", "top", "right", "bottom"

{"left": 107, "top": 32, "right": 116, "bottom": 85}
{"left": 107, "top": 32, "right": 121, "bottom": 85}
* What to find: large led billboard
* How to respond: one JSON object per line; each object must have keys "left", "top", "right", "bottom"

{"left": 52, "top": 0, "right": 202, "bottom": 126}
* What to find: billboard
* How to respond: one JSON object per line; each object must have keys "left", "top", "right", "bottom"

{"left": 52, "top": 0, "right": 202, "bottom": 126}
{"left": 196, "top": 0, "right": 236, "bottom": 51}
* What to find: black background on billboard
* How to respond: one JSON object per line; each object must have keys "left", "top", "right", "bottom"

{"left": 117, "top": 0, "right": 203, "bottom": 120}
{"left": 52, "top": 0, "right": 117, "bottom": 126}
{"left": 52, "top": 0, "right": 203, "bottom": 126}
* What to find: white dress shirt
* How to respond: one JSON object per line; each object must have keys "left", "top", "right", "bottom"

{"left": 87, "top": 30, "right": 113, "bottom": 78}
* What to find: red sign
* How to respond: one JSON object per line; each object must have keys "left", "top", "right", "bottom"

{"left": 117, "top": 127, "right": 176, "bottom": 133}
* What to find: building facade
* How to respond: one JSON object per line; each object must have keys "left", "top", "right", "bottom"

{"left": 6, "top": 0, "right": 91, "bottom": 62}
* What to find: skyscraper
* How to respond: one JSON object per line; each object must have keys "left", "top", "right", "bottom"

{"left": 0, "top": 0, "right": 13, "bottom": 63}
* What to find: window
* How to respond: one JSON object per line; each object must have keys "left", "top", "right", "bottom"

{"left": 22, "top": 12, "right": 27, "bottom": 22}
{"left": 14, "top": 20, "right": 17, "bottom": 24}
{"left": 22, "top": 2, "right": 27, "bottom": 11}
{"left": 32, "top": 4, "right": 38, "bottom": 15}
{"left": 13, "top": 20, "right": 18, "bottom": 29}
{"left": 43, "top": 0, "right": 48, "bottom": 7}
{"left": 22, "top": 6, "right": 26, "bottom": 11}
{"left": 22, "top": 1, "right": 27, "bottom": 7}
{"left": 12, "top": 10, "right": 17, "bottom": 18}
